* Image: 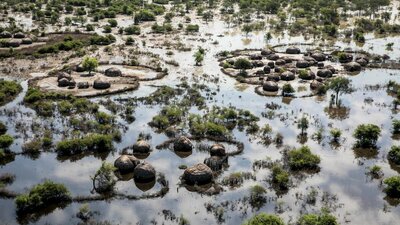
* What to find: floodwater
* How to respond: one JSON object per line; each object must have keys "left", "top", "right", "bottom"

{"left": 1, "top": 11, "right": 400, "bottom": 225}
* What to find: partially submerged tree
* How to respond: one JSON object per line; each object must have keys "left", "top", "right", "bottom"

{"left": 328, "top": 77, "right": 352, "bottom": 106}
{"left": 353, "top": 124, "right": 381, "bottom": 148}
{"left": 297, "top": 116, "right": 309, "bottom": 136}
{"left": 193, "top": 47, "right": 205, "bottom": 66}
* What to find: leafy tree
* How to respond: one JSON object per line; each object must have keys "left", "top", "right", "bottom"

{"left": 328, "top": 77, "right": 352, "bottom": 106}
{"left": 392, "top": 119, "right": 400, "bottom": 134}
{"left": 15, "top": 180, "right": 71, "bottom": 213}
{"left": 297, "top": 116, "right": 309, "bottom": 136}
{"left": 330, "top": 128, "right": 341, "bottom": 143}
{"left": 234, "top": 58, "right": 252, "bottom": 75}
{"left": 388, "top": 145, "right": 400, "bottom": 165}
{"left": 242, "top": 213, "right": 285, "bottom": 225}
{"left": 193, "top": 47, "right": 205, "bottom": 66}
{"left": 82, "top": 56, "right": 99, "bottom": 75}
{"left": 353, "top": 124, "right": 381, "bottom": 148}
{"left": 242, "top": 24, "right": 253, "bottom": 37}
{"left": 0, "top": 134, "right": 13, "bottom": 148}
{"left": 288, "top": 146, "right": 320, "bottom": 170}
{"left": 297, "top": 213, "right": 338, "bottom": 225}
{"left": 383, "top": 176, "right": 400, "bottom": 198}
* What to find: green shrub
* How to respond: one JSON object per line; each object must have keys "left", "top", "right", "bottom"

{"left": 90, "top": 34, "right": 116, "bottom": 45}
{"left": 0, "top": 80, "right": 22, "bottom": 106}
{"left": 297, "top": 213, "right": 338, "bottom": 225}
{"left": 353, "top": 124, "right": 381, "bottom": 148}
{"left": 15, "top": 180, "right": 71, "bottom": 213}
{"left": 56, "top": 134, "right": 113, "bottom": 156}
{"left": 393, "top": 119, "right": 400, "bottom": 134}
{"left": 205, "top": 121, "right": 227, "bottom": 137}
{"left": 271, "top": 165, "right": 289, "bottom": 189}
{"left": 0, "top": 121, "right": 7, "bottom": 135}
{"left": 124, "top": 25, "right": 141, "bottom": 35}
{"left": 186, "top": 24, "right": 199, "bottom": 32}
{"left": 135, "top": 9, "right": 156, "bottom": 22}
{"left": 383, "top": 176, "right": 400, "bottom": 198}
{"left": 242, "top": 213, "right": 285, "bottom": 225}
{"left": 330, "top": 128, "right": 341, "bottom": 142}
{"left": 288, "top": 146, "right": 320, "bottom": 170}
{"left": 298, "top": 70, "right": 309, "bottom": 79}
{"left": 234, "top": 58, "right": 253, "bottom": 70}
{"left": 282, "top": 84, "right": 295, "bottom": 95}
{"left": 0, "top": 134, "right": 13, "bottom": 148}
{"left": 108, "top": 19, "right": 117, "bottom": 27}
{"left": 388, "top": 145, "right": 400, "bottom": 165}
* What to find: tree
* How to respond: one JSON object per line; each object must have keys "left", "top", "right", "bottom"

{"left": 242, "top": 24, "right": 253, "bottom": 37}
{"left": 298, "top": 116, "right": 309, "bottom": 136}
{"left": 288, "top": 146, "right": 320, "bottom": 170}
{"left": 383, "top": 176, "right": 400, "bottom": 198}
{"left": 234, "top": 58, "right": 252, "bottom": 75}
{"left": 328, "top": 77, "right": 352, "bottom": 106}
{"left": 82, "top": 57, "right": 99, "bottom": 75}
{"left": 193, "top": 47, "right": 205, "bottom": 66}
{"left": 388, "top": 145, "right": 400, "bottom": 165}
{"left": 242, "top": 213, "right": 284, "bottom": 225}
{"left": 353, "top": 124, "right": 381, "bottom": 148}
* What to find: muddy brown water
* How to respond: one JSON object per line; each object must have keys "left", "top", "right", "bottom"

{"left": 0, "top": 16, "right": 400, "bottom": 225}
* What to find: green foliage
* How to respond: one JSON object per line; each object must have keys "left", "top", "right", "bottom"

{"left": 393, "top": 119, "right": 400, "bottom": 134}
{"left": 353, "top": 124, "right": 381, "bottom": 148}
{"left": 330, "top": 128, "right": 341, "bottom": 142}
{"left": 124, "top": 25, "right": 141, "bottom": 35}
{"left": 135, "top": 9, "right": 156, "bottom": 23}
{"left": 186, "top": 24, "right": 199, "bottom": 32}
{"left": 328, "top": 77, "right": 352, "bottom": 106}
{"left": 151, "top": 23, "right": 173, "bottom": 33}
{"left": 242, "top": 213, "right": 285, "bottom": 225}
{"left": 90, "top": 34, "right": 116, "bottom": 45}
{"left": 0, "top": 121, "right": 7, "bottom": 135}
{"left": 388, "top": 145, "right": 400, "bottom": 165}
{"left": 0, "top": 80, "right": 22, "bottom": 106}
{"left": 282, "top": 84, "right": 295, "bottom": 95}
{"left": 271, "top": 164, "right": 289, "bottom": 189}
{"left": 56, "top": 134, "right": 113, "bottom": 156}
{"left": 288, "top": 146, "right": 320, "bottom": 170}
{"left": 297, "top": 213, "right": 338, "bottom": 225}
{"left": 249, "top": 185, "right": 267, "bottom": 209}
{"left": 92, "top": 161, "right": 117, "bottom": 193}
{"left": 15, "top": 180, "right": 71, "bottom": 213}
{"left": 38, "top": 38, "right": 84, "bottom": 54}
{"left": 108, "top": 19, "right": 117, "bottom": 27}
{"left": 234, "top": 58, "right": 253, "bottom": 70}
{"left": 383, "top": 176, "right": 400, "bottom": 198}
{"left": 0, "top": 134, "right": 13, "bottom": 149}
{"left": 194, "top": 47, "right": 205, "bottom": 66}
{"left": 297, "top": 116, "right": 309, "bottom": 135}
{"left": 82, "top": 56, "right": 99, "bottom": 75}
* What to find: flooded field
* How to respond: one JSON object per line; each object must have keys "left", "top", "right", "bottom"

{"left": 1, "top": 1, "right": 400, "bottom": 225}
